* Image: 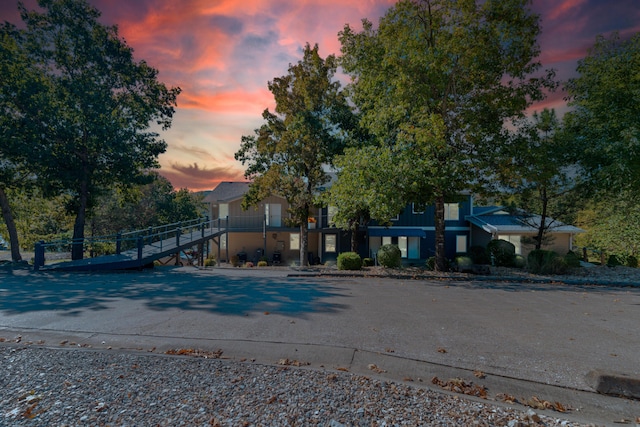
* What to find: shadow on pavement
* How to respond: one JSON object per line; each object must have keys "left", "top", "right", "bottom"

{"left": 0, "top": 268, "right": 349, "bottom": 318}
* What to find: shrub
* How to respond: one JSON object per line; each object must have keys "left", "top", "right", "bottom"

{"left": 626, "top": 255, "right": 638, "bottom": 268}
{"left": 426, "top": 256, "right": 435, "bottom": 271}
{"left": 377, "top": 244, "right": 402, "bottom": 268}
{"left": 487, "top": 239, "right": 516, "bottom": 267}
{"left": 513, "top": 255, "right": 526, "bottom": 268}
{"left": 257, "top": 260, "right": 268, "bottom": 267}
{"left": 468, "top": 245, "right": 490, "bottom": 265}
{"left": 244, "top": 261, "right": 254, "bottom": 268}
{"left": 607, "top": 255, "right": 622, "bottom": 267}
{"left": 230, "top": 255, "right": 240, "bottom": 267}
{"left": 564, "top": 251, "right": 581, "bottom": 268}
{"left": 362, "top": 257, "right": 375, "bottom": 267}
{"left": 337, "top": 252, "right": 362, "bottom": 270}
{"left": 453, "top": 256, "right": 474, "bottom": 273}
{"left": 204, "top": 258, "right": 216, "bottom": 267}
{"left": 527, "top": 249, "right": 567, "bottom": 274}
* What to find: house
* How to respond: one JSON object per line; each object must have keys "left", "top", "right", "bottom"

{"left": 203, "top": 182, "right": 323, "bottom": 265}
{"left": 204, "top": 182, "right": 583, "bottom": 265}
{"left": 466, "top": 206, "right": 584, "bottom": 257}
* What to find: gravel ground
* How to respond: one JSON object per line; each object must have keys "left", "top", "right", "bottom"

{"left": 1, "top": 345, "right": 595, "bottom": 427}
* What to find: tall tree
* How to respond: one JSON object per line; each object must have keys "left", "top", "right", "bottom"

{"left": 0, "top": 22, "right": 52, "bottom": 262}
{"left": 17, "top": 0, "right": 180, "bottom": 260}
{"left": 565, "top": 32, "right": 640, "bottom": 193}
{"left": 338, "top": 0, "right": 553, "bottom": 271}
{"left": 235, "top": 43, "right": 351, "bottom": 266}
{"left": 499, "top": 109, "right": 579, "bottom": 250}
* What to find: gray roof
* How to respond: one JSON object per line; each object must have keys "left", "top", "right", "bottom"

{"left": 203, "top": 182, "right": 250, "bottom": 203}
{"left": 467, "top": 208, "right": 584, "bottom": 234}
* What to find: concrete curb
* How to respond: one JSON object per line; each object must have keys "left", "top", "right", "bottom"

{"left": 586, "top": 370, "right": 640, "bottom": 400}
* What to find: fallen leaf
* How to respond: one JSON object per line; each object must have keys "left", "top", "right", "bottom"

{"left": 336, "top": 367, "right": 349, "bottom": 372}
{"left": 496, "top": 393, "right": 517, "bottom": 404}
{"left": 367, "top": 363, "right": 387, "bottom": 374}
{"left": 437, "top": 347, "right": 447, "bottom": 353}
{"left": 473, "top": 370, "right": 486, "bottom": 379}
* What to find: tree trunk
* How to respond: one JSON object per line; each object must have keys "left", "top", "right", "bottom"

{"left": 71, "top": 181, "right": 89, "bottom": 261}
{"left": 434, "top": 194, "right": 446, "bottom": 271}
{"left": 300, "top": 222, "right": 309, "bottom": 267}
{"left": 535, "top": 187, "right": 548, "bottom": 251}
{"left": 0, "top": 185, "right": 22, "bottom": 262}
{"left": 350, "top": 221, "right": 359, "bottom": 253}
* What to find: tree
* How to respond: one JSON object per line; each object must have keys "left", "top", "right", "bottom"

{"left": 565, "top": 32, "right": 640, "bottom": 193}
{"left": 235, "top": 43, "right": 351, "bottom": 266}
{"left": 17, "top": 0, "right": 180, "bottom": 260}
{"left": 0, "top": 21, "right": 54, "bottom": 262}
{"left": 498, "top": 109, "right": 579, "bottom": 250}
{"left": 338, "top": 0, "right": 553, "bottom": 270}
{"left": 90, "top": 174, "right": 204, "bottom": 236}
{"left": 575, "top": 191, "right": 640, "bottom": 260}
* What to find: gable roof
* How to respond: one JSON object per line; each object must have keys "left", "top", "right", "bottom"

{"left": 203, "top": 182, "right": 251, "bottom": 203}
{"left": 467, "top": 207, "right": 584, "bottom": 234}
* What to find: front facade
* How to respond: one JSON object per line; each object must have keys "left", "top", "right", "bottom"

{"left": 205, "top": 182, "right": 582, "bottom": 266}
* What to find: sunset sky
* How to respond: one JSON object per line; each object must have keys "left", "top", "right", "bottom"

{"left": 2, "top": 0, "right": 639, "bottom": 191}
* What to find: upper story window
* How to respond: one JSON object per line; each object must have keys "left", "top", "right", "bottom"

{"left": 412, "top": 203, "right": 424, "bottom": 214}
{"left": 444, "top": 203, "right": 459, "bottom": 221}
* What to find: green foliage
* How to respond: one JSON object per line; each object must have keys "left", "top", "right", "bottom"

{"left": 565, "top": 32, "right": 640, "bottom": 193}
{"left": 500, "top": 109, "right": 580, "bottom": 250}
{"left": 204, "top": 254, "right": 216, "bottom": 267}
{"left": 257, "top": 260, "right": 268, "bottom": 267}
{"left": 513, "top": 255, "right": 526, "bottom": 268}
{"left": 453, "top": 256, "right": 474, "bottom": 273}
{"left": 627, "top": 255, "right": 638, "bottom": 268}
{"left": 235, "top": 43, "right": 351, "bottom": 266}
{"left": 8, "top": 0, "right": 180, "bottom": 260}
{"left": 607, "top": 255, "right": 622, "bottom": 267}
{"left": 377, "top": 244, "right": 401, "bottom": 268}
{"left": 527, "top": 249, "right": 567, "bottom": 274}
{"left": 564, "top": 251, "right": 581, "bottom": 268}
{"left": 575, "top": 192, "right": 640, "bottom": 261}
{"left": 362, "top": 257, "right": 375, "bottom": 267}
{"left": 426, "top": 257, "right": 436, "bottom": 271}
{"left": 468, "top": 245, "right": 490, "bottom": 265}
{"left": 487, "top": 239, "right": 516, "bottom": 267}
{"left": 337, "top": 252, "right": 362, "bottom": 270}
{"left": 338, "top": 0, "right": 551, "bottom": 271}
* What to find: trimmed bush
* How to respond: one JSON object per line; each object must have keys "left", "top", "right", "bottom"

{"left": 377, "top": 244, "right": 402, "bottom": 268}
{"left": 513, "top": 254, "right": 526, "bottom": 268}
{"left": 468, "top": 245, "right": 490, "bottom": 265}
{"left": 626, "top": 255, "right": 638, "bottom": 268}
{"left": 204, "top": 258, "right": 216, "bottom": 267}
{"left": 426, "top": 256, "right": 435, "bottom": 271}
{"left": 527, "top": 249, "right": 567, "bottom": 274}
{"left": 257, "top": 260, "right": 268, "bottom": 267}
{"left": 362, "top": 257, "right": 375, "bottom": 267}
{"left": 244, "top": 261, "right": 254, "bottom": 268}
{"left": 607, "top": 255, "right": 622, "bottom": 267}
{"left": 564, "top": 251, "right": 581, "bottom": 268}
{"left": 487, "top": 239, "right": 516, "bottom": 267}
{"left": 337, "top": 252, "right": 362, "bottom": 270}
{"left": 453, "top": 256, "right": 474, "bottom": 273}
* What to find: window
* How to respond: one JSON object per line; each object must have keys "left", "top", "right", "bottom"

{"left": 498, "top": 235, "right": 522, "bottom": 254}
{"left": 412, "top": 203, "right": 424, "bottom": 214}
{"left": 456, "top": 235, "right": 467, "bottom": 253}
{"left": 444, "top": 203, "right": 459, "bottom": 221}
{"left": 398, "top": 236, "right": 408, "bottom": 258}
{"left": 327, "top": 206, "right": 338, "bottom": 227}
{"left": 265, "top": 203, "right": 282, "bottom": 227}
{"left": 399, "top": 236, "right": 420, "bottom": 258}
{"left": 324, "top": 234, "right": 337, "bottom": 253}
{"left": 219, "top": 203, "right": 229, "bottom": 219}
{"left": 382, "top": 236, "right": 392, "bottom": 246}
{"left": 290, "top": 233, "right": 300, "bottom": 251}
{"left": 220, "top": 233, "right": 227, "bottom": 249}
